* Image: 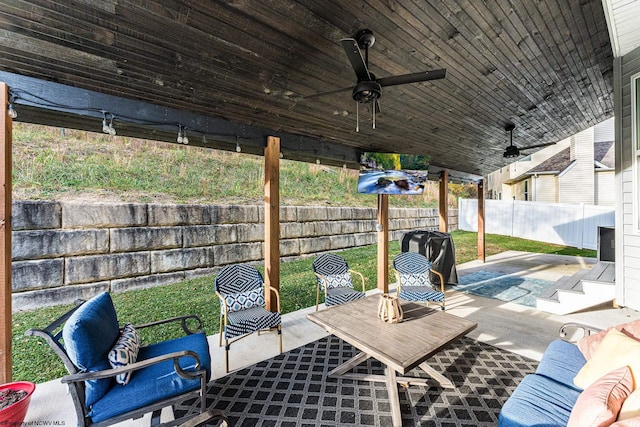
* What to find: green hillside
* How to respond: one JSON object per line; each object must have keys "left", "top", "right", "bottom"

{"left": 11, "top": 124, "right": 476, "bottom": 207}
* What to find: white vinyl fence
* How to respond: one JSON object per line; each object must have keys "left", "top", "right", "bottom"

{"left": 458, "top": 199, "right": 615, "bottom": 249}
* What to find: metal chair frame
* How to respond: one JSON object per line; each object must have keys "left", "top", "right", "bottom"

{"left": 26, "top": 300, "right": 227, "bottom": 427}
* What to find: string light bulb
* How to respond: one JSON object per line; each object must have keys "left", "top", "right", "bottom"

{"left": 102, "top": 112, "right": 111, "bottom": 134}
{"left": 7, "top": 103, "right": 17, "bottom": 119}
{"left": 177, "top": 125, "right": 189, "bottom": 144}
{"left": 107, "top": 116, "right": 116, "bottom": 135}
{"left": 101, "top": 113, "right": 116, "bottom": 135}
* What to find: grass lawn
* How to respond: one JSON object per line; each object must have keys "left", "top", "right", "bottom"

{"left": 12, "top": 231, "right": 595, "bottom": 383}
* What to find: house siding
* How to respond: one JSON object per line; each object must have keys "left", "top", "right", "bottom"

{"left": 533, "top": 175, "right": 558, "bottom": 203}
{"left": 616, "top": 45, "right": 640, "bottom": 309}
{"left": 595, "top": 171, "right": 615, "bottom": 206}
{"left": 559, "top": 128, "right": 596, "bottom": 205}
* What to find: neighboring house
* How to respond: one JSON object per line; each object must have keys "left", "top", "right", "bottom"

{"left": 486, "top": 118, "right": 615, "bottom": 206}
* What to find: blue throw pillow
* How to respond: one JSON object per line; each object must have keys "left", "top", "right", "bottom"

{"left": 223, "top": 287, "right": 265, "bottom": 313}
{"left": 62, "top": 292, "right": 120, "bottom": 407}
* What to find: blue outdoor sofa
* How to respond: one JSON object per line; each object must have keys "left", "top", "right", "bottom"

{"left": 498, "top": 338, "right": 587, "bottom": 426}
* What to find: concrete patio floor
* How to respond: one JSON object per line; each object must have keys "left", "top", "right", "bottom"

{"left": 23, "top": 250, "right": 640, "bottom": 426}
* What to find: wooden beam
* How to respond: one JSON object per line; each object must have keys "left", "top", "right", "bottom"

{"left": 0, "top": 72, "right": 361, "bottom": 169}
{"left": 0, "top": 82, "right": 13, "bottom": 383}
{"left": 477, "top": 179, "right": 485, "bottom": 262}
{"left": 439, "top": 170, "right": 449, "bottom": 232}
{"left": 377, "top": 194, "right": 389, "bottom": 293}
{"left": 264, "top": 136, "right": 280, "bottom": 312}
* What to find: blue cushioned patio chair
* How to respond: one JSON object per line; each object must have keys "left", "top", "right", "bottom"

{"left": 214, "top": 264, "right": 282, "bottom": 373}
{"left": 393, "top": 251, "right": 446, "bottom": 310}
{"left": 25, "top": 291, "right": 226, "bottom": 427}
{"left": 312, "top": 253, "right": 366, "bottom": 311}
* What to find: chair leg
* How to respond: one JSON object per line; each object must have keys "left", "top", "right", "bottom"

{"left": 218, "top": 316, "right": 224, "bottom": 347}
{"left": 225, "top": 339, "right": 230, "bottom": 373}
{"left": 151, "top": 409, "right": 162, "bottom": 426}
{"left": 278, "top": 325, "right": 282, "bottom": 354}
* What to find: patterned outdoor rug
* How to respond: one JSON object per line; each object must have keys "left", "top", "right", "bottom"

{"left": 453, "top": 271, "right": 556, "bottom": 307}
{"left": 175, "top": 335, "right": 537, "bottom": 426}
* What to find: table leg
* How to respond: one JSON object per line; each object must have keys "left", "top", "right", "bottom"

{"left": 418, "top": 362, "right": 455, "bottom": 389}
{"left": 385, "top": 366, "right": 402, "bottom": 427}
{"left": 329, "top": 351, "right": 371, "bottom": 377}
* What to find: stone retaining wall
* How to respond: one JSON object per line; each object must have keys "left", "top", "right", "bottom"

{"left": 10, "top": 201, "right": 458, "bottom": 311}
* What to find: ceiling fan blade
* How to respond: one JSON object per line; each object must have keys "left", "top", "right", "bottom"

{"left": 340, "top": 38, "right": 371, "bottom": 81}
{"left": 377, "top": 69, "right": 447, "bottom": 87}
{"left": 296, "top": 86, "right": 353, "bottom": 100}
{"left": 519, "top": 142, "right": 557, "bottom": 151}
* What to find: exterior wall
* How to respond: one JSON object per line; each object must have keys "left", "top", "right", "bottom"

{"left": 615, "top": 45, "right": 640, "bottom": 309}
{"left": 595, "top": 170, "right": 616, "bottom": 207}
{"left": 532, "top": 175, "right": 558, "bottom": 203}
{"left": 559, "top": 128, "right": 596, "bottom": 205}
{"left": 11, "top": 201, "right": 458, "bottom": 311}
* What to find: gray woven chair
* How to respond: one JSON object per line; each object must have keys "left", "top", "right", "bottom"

{"left": 214, "top": 264, "right": 282, "bottom": 373}
{"left": 393, "top": 251, "right": 446, "bottom": 310}
{"left": 312, "top": 253, "right": 366, "bottom": 311}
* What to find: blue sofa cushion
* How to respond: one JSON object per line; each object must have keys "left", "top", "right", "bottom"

{"left": 535, "top": 339, "right": 586, "bottom": 391}
{"left": 62, "top": 292, "right": 120, "bottom": 407}
{"left": 88, "top": 332, "right": 211, "bottom": 423}
{"left": 498, "top": 374, "right": 582, "bottom": 427}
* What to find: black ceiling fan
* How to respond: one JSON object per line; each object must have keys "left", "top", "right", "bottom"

{"left": 503, "top": 124, "right": 556, "bottom": 158}
{"left": 303, "top": 29, "right": 447, "bottom": 131}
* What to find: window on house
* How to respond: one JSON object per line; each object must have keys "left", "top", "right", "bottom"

{"left": 524, "top": 180, "right": 529, "bottom": 201}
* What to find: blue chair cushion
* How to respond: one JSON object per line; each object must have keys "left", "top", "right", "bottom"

{"left": 223, "top": 287, "right": 265, "bottom": 313}
{"left": 225, "top": 306, "right": 281, "bottom": 339}
{"left": 325, "top": 287, "right": 365, "bottom": 306}
{"left": 88, "top": 332, "right": 211, "bottom": 423}
{"left": 398, "top": 286, "right": 445, "bottom": 303}
{"left": 324, "top": 273, "right": 353, "bottom": 289}
{"left": 498, "top": 374, "right": 581, "bottom": 427}
{"left": 62, "top": 292, "right": 120, "bottom": 407}
{"left": 535, "top": 339, "right": 586, "bottom": 391}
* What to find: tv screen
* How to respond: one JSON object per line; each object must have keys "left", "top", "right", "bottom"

{"left": 357, "top": 152, "right": 430, "bottom": 195}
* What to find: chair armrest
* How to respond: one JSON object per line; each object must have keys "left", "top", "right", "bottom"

{"left": 133, "top": 314, "right": 204, "bottom": 335}
{"left": 559, "top": 322, "right": 603, "bottom": 341}
{"left": 179, "top": 409, "right": 228, "bottom": 427}
{"left": 61, "top": 350, "right": 204, "bottom": 383}
{"left": 215, "top": 291, "right": 229, "bottom": 325}
{"left": 313, "top": 272, "right": 330, "bottom": 297}
{"left": 264, "top": 284, "right": 281, "bottom": 312}
{"left": 348, "top": 269, "right": 367, "bottom": 293}
{"left": 430, "top": 269, "right": 445, "bottom": 293}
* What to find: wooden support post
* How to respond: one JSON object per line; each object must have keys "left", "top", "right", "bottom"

{"left": 377, "top": 194, "right": 389, "bottom": 293}
{"left": 477, "top": 179, "right": 485, "bottom": 262}
{"left": 1, "top": 83, "right": 12, "bottom": 383}
{"left": 264, "top": 136, "right": 280, "bottom": 312}
{"left": 439, "top": 170, "right": 449, "bottom": 232}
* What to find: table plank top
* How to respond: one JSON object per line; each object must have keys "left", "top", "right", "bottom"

{"left": 307, "top": 295, "right": 477, "bottom": 374}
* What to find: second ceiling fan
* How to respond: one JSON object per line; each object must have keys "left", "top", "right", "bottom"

{"left": 305, "top": 29, "right": 447, "bottom": 131}
{"left": 503, "top": 124, "right": 557, "bottom": 158}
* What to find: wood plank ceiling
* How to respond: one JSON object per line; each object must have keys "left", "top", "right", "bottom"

{"left": 0, "top": 0, "right": 614, "bottom": 179}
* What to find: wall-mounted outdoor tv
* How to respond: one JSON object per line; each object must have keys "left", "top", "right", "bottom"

{"left": 357, "top": 152, "right": 430, "bottom": 195}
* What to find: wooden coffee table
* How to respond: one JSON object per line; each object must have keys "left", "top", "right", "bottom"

{"left": 307, "top": 295, "right": 477, "bottom": 427}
